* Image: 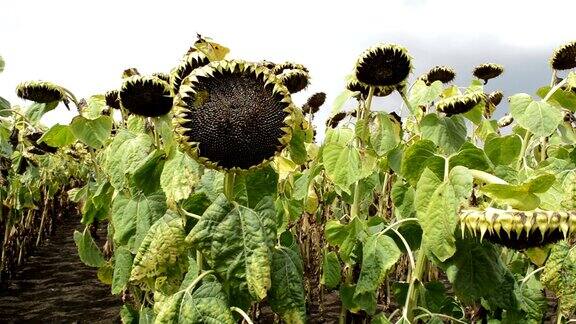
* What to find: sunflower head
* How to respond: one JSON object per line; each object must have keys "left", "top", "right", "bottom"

{"left": 326, "top": 112, "right": 347, "bottom": 128}
{"left": 424, "top": 66, "right": 456, "bottom": 85}
{"left": 346, "top": 77, "right": 394, "bottom": 98}
{"left": 173, "top": 60, "right": 295, "bottom": 171}
{"left": 436, "top": 92, "right": 484, "bottom": 116}
{"left": 170, "top": 51, "right": 210, "bottom": 93}
{"left": 472, "top": 63, "right": 504, "bottom": 84}
{"left": 119, "top": 76, "right": 173, "bottom": 117}
{"left": 105, "top": 90, "right": 121, "bottom": 110}
{"left": 16, "top": 81, "right": 67, "bottom": 104}
{"left": 260, "top": 60, "right": 277, "bottom": 70}
{"left": 271, "top": 62, "right": 309, "bottom": 75}
{"left": 488, "top": 90, "right": 503, "bottom": 107}
{"left": 279, "top": 69, "right": 310, "bottom": 93}
{"left": 550, "top": 41, "right": 576, "bottom": 70}
{"left": 460, "top": 209, "right": 576, "bottom": 250}
{"left": 498, "top": 114, "right": 514, "bottom": 128}
{"left": 153, "top": 72, "right": 171, "bottom": 83}
{"left": 354, "top": 44, "right": 412, "bottom": 87}
{"left": 302, "top": 92, "right": 326, "bottom": 114}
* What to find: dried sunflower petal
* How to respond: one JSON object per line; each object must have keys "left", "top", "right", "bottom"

{"left": 16, "top": 81, "right": 67, "bottom": 103}
{"left": 459, "top": 208, "right": 576, "bottom": 250}
{"left": 472, "top": 63, "right": 504, "bottom": 83}
{"left": 119, "top": 76, "right": 173, "bottom": 117}
{"left": 170, "top": 51, "right": 210, "bottom": 93}
{"left": 104, "top": 90, "right": 121, "bottom": 110}
{"left": 550, "top": 41, "right": 576, "bottom": 70}
{"left": 436, "top": 92, "right": 484, "bottom": 116}
{"left": 302, "top": 92, "right": 326, "bottom": 114}
{"left": 354, "top": 44, "right": 413, "bottom": 87}
{"left": 424, "top": 66, "right": 456, "bottom": 85}
{"left": 153, "top": 72, "right": 170, "bottom": 83}
{"left": 173, "top": 60, "right": 294, "bottom": 171}
{"left": 279, "top": 69, "right": 310, "bottom": 93}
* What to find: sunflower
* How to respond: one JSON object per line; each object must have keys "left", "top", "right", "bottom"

{"left": 460, "top": 208, "right": 576, "bottom": 250}
{"left": 105, "top": 90, "right": 121, "bottom": 110}
{"left": 170, "top": 51, "right": 210, "bottom": 92}
{"left": 260, "top": 60, "right": 277, "bottom": 70}
{"left": 346, "top": 77, "right": 394, "bottom": 98}
{"left": 302, "top": 92, "right": 326, "bottom": 114}
{"left": 122, "top": 68, "right": 140, "bottom": 78}
{"left": 326, "top": 112, "right": 347, "bottom": 128}
{"left": 16, "top": 81, "right": 67, "bottom": 104}
{"left": 424, "top": 66, "right": 456, "bottom": 85}
{"left": 25, "top": 131, "right": 57, "bottom": 154}
{"left": 173, "top": 60, "right": 294, "bottom": 171}
{"left": 472, "top": 63, "right": 504, "bottom": 84}
{"left": 354, "top": 44, "right": 412, "bottom": 87}
{"left": 498, "top": 114, "right": 514, "bottom": 128}
{"left": 436, "top": 92, "right": 484, "bottom": 116}
{"left": 271, "top": 62, "right": 309, "bottom": 75}
{"left": 550, "top": 41, "right": 576, "bottom": 70}
{"left": 279, "top": 69, "right": 309, "bottom": 93}
{"left": 153, "top": 72, "right": 171, "bottom": 83}
{"left": 119, "top": 76, "right": 173, "bottom": 117}
{"left": 488, "top": 90, "right": 503, "bottom": 106}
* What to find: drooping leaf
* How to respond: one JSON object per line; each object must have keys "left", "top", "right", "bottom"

{"left": 322, "top": 128, "right": 361, "bottom": 194}
{"left": 541, "top": 241, "right": 576, "bottom": 317}
{"left": 112, "top": 246, "right": 133, "bottom": 295}
{"left": 325, "top": 217, "right": 366, "bottom": 264}
{"left": 129, "top": 149, "right": 166, "bottom": 195}
{"left": 73, "top": 229, "right": 105, "bottom": 268}
{"left": 480, "top": 173, "right": 555, "bottom": 210}
{"left": 82, "top": 95, "right": 107, "bottom": 120}
{"left": 289, "top": 126, "right": 308, "bottom": 164}
{"left": 408, "top": 80, "right": 443, "bottom": 114}
{"left": 321, "top": 250, "right": 341, "bottom": 289}
{"left": 0, "top": 96, "right": 11, "bottom": 117}
{"left": 70, "top": 115, "right": 112, "bottom": 149}
{"left": 25, "top": 101, "right": 58, "bottom": 123}
{"left": 160, "top": 150, "right": 200, "bottom": 202}
{"left": 269, "top": 247, "right": 307, "bottom": 324}
{"left": 421, "top": 114, "right": 467, "bottom": 154}
{"left": 449, "top": 142, "right": 492, "bottom": 172}
{"left": 234, "top": 165, "right": 279, "bottom": 208}
{"left": 39, "top": 124, "right": 76, "bottom": 147}
{"left": 509, "top": 94, "right": 563, "bottom": 137}
{"left": 370, "top": 112, "right": 401, "bottom": 156}
{"left": 484, "top": 134, "right": 523, "bottom": 166}
{"left": 401, "top": 140, "right": 445, "bottom": 186}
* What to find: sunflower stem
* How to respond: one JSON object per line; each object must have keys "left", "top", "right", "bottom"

{"left": 224, "top": 172, "right": 236, "bottom": 202}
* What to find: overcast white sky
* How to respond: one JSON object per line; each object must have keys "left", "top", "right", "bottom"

{"left": 1, "top": 0, "right": 575, "bottom": 135}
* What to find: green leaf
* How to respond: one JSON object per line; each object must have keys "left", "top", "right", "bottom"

{"left": 111, "top": 190, "right": 167, "bottom": 252}
{"left": 70, "top": 115, "right": 113, "bottom": 149}
{"left": 449, "top": 142, "right": 492, "bottom": 172}
{"left": 0, "top": 55, "right": 4, "bottom": 73}
{"left": 73, "top": 229, "right": 105, "bottom": 268}
{"left": 448, "top": 165, "right": 473, "bottom": 201}
{"left": 331, "top": 89, "right": 354, "bottom": 116}
{"left": 160, "top": 150, "right": 200, "bottom": 202}
{"left": 370, "top": 113, "right": 402, "bottom": 156}
{"left": 25, "top": 101, "right": 58, "bottom": 123}
{"left": 409, "top": 80, "right": 443, "bottom": 113}
{"left": 401, "top": 139, "right": 444, "bottom": 186}
{"left": 354, "top": 235, "right": 401, "bottom": 309}
{"left": 155, "top": 281, "right": 235, "bottom": 324}
{"left": 103, "top": 130, "right": 154, "bottom": 190}
{"left": 509, "top": 94, "right": 563, "bottom": 137}
{"left": 321, "top": 251, "right": 341, "bottom": 289}
{"left": 0, "top": 96, "right": 11, "bottom": 117}
{"left": 39, "top": 124, "right": 75, "bottom": 147}
{"left": 421, "top": 114, "right": 467, "bottom": 154}
{"left": 480, "top": 173, "right": 555, "bottom": 210}
{"left": 516, "top": 273, "right": 547, "bottom": 321}
{"left": 537, "top": 86, "right": 576, "bottom": 112}
{"left": 391, "top": 180, "right": 416, "bottom": 219}
{"left": 130, "top": 212, "right": 188, "bottom": 289}
{"left": 234, "top": 165, "right": 279, "bottom": 208}
{"left": 441, "top": 238, "right": 517, "bottom": 309}
{"left": 129, "top": 150, "right": 165, "bottom": 195}
{"left": 372, "top": 313, "right": 392, "bottom": 324}
{"left": 540, "top": 241, "right": 576, "bottom": 317}
{"left": 414, "top": 168, "right": 443, "bottom": 216}
{"left": 186, "top": 195, "right": 276, "bottom": 304}
{"left": 82, "top": 95, "right": 107, "bottom": 120}
{"left": 289, "top": 126, "right": 307, "bottom": 164}
{"left": 325, "top": 217, "right": 365, "bottom": 264}
{"left": 269, "top": 247, "right": 307, "bottom": 324}
{"left": 420, "top": 182, "right": 458, "bottom": 261}
{"left": 462, "top": 101, "right": 484, "bottom": 125}
{"left": 112, "top": 246, "right": 133, "bottom": 295}
{"left": 322, "top": 128, "right": 361, "bottom": 193}
{"left": 127, "top": 115, "right": 146, "bottom": 133}
{"left": 484, "top": 134, "right": 522, "bottom": 166}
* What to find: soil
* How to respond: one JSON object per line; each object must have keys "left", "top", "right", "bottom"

{"left": 0, "top": 216, "right": 121, "bottom": 323}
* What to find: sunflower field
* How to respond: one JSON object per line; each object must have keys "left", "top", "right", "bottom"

{"left": 1, "top": 37, "right": 576, "bottom": 323}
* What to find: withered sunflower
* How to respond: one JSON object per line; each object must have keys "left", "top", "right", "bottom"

{"left": 153, "top": 72, "right": 171, "bottom": 83}
{"left": 346, "top": 77, "right": 394, "bottom": 98}
{"left": 271, "top": 62, "right": 309, "bottom": 75}
{"left": 260, "top": 60, "right": 277, "bottom": 70}
{"left": 488, "top": 90, "right": 503, "bottom": 106}
{"left": 170, "top": 51, "right": 210, "bottom": 93}
{"left": 302, "top": 92, "right": 326, "bottom": 114}
{"left": 173, "top": 60, "right": 295, "bottom": 171}
{"left": 279, "top": 69, "right": 310, "bottom": 93}
{"left": 119, "top": 76, "right": 173, "bottom": 117}
{"left": 436, "top": 92, "right": 484, "bottom": 116}
{"left": 472, "top": 63, "right": 504, "bottom": 84}
{"left": 424, "top": 66, "right": 456, "bottom": 85}
{"left": 550, "top": 41, "right": 576, "bottom": 70}
{"left": 122, "top": 68, "right": 140, "bottom": 78}
{"left": 16, "top": 81, "right": 67, "bottom": 104}
{"left": 326, "top": 112, "right": 347, "bottom": 128}
{"left": 498, "top": 114, "right": 514, "bottom": 128}
{"left": 105, "top": 90, "right": 121, "bottom": 110}
{"left": 354, "top": 44, "right": 412, "bottom": 87}
{"left": 460, "top": 208, "right": 576, "bottom": 250}
{"left": 25, "top": 131, "right": 58, "bottom": 154}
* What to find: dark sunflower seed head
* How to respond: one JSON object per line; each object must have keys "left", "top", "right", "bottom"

{"left": 550, "top": 41, "right": 576, "bottom": 70}
{"left": 16, "top": 81, "right": 67, "bottom": 103}
{"left": 105, "top": 90, "right": 121, "bottom": 110}
{"left": 279, "top": 69, "right": 310, "bottom": 93}
{"left": 302, "top": 92, "right": 326, "bottom": 114}
{"left": 173, "top": 60, "right": 294, "bottom": 171}
{"left": 488, "top": 90, "right": 503, "bottom": 106}
{"left": 346, "top": 77, "right": 394, "bottom": 98}
{"left": 170, "top": 51, "right": 210, "bottom": 93}
{"left": 355, "top": 44, "right": 413, "bottom": 87}
{"left": 326, "top": 112, "right": 347, "bottom": 128}
{"left": 260, "top": 60, "right": 277, "bottom": 70}
{"left": 425, "top": 65, "right": 456, "bottom": 85}
{"left": 473, "top": 63, "right": 504, "bottom": 83}
{"left": 436, "top": 92, "right": 484, "bottom": 116}
{"left": 119, "top": 76, "right": 173, "bottom": 117}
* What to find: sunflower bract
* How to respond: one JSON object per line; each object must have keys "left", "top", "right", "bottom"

{"left": 173, "top": 60, "right": 294, "bottom": 171}
{"left": 170, "top": 51, "right": 210, "bottom": 93}
{"left": 354, "top": 44, "right": 412, "bottom": 87}
{"left": 119, "top": 76, "right": 173, "bottom": 117}
{"left": 16, "top": 81, "right": 66, "bottom": 103}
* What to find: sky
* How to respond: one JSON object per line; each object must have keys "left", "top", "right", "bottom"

{"left": 1, "top": 0, "right": 575, "bottom": 137}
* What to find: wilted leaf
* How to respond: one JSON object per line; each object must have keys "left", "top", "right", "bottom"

{"left": 269, "top": 247, "right": 307, "bottom": 324}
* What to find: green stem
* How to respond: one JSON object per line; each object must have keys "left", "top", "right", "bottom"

{"left": 224, "top": 172, "right": 236, "bottom": 202}
{"left": 231, "top": 307, "right": 254, "bottom": 324}
{"left": 339, "top": 266, "right": 353, "bottom": 324}
{"left": 196, "top": 250, "right": 203, "bottom": 273}
{"left": 543, "top": 77, "right": 567, "bottom": 102}
{"left": 518, "top": 131, "right": 533, "bottom": 169}
{"left": 404, "top": 250, "right": 428, "bottom": 322}
{"left": 469, "top": 169, "right": 508, "bottom": 185}
{"left": 350, "top": 182, "right": 362, "bottom": 219}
